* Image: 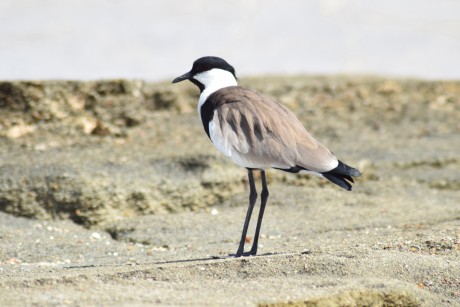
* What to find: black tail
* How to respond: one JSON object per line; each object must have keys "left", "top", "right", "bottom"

{"left": 322, "top": 160, "right": 361, "bottom": 191}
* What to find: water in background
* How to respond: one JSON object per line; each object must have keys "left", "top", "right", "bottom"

{"left": 1, "top": 0, "right": 459, "bottom": 81}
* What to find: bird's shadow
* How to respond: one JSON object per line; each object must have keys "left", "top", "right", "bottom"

{"left": 64, "top": 251, "right": 304, "bottom": 270}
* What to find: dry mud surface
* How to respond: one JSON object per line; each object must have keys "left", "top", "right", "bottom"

{"left": 0, "top": 77, "right": 459, "bottom": 306}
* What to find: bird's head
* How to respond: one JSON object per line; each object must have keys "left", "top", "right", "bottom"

{"left": 172, "top": 56, "right": 237, "bottom": 92}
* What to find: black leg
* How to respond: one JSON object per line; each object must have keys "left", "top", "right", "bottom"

{"left": 235, "top": 169, "right": 257, "bottom": 257}
{"left": 248, "top": 170, "right": 269, "bottom": 256}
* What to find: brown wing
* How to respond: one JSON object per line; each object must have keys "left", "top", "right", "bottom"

{"left": 210, "top": 86, "right": 338, "bottom": 172}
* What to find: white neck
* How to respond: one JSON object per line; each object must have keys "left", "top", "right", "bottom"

{"left": 195, "top": 68, "right": 238, "bottom": 110}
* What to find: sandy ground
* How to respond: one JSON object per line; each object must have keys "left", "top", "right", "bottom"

{"left": 0, "top": 77, "right": 459, "bottom": 306}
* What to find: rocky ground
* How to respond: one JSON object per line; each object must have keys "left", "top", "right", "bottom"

{"left": 0, "top": 77, "right": 459, "bottom": 306}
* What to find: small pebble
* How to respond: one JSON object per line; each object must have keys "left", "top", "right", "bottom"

{"left": 91, "top": 232, "right": 102, "bottom": 240}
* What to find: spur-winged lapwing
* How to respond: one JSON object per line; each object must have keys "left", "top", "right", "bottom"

{"left": 173, "top": 56, "right": 361, "bottom": 257}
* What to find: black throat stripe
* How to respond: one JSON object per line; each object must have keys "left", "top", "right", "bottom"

{"left": 200, "top": 100, "right": 214, "bottom": 139}
{"left": 200, "top": 87, "right": 236, "bottom": 139}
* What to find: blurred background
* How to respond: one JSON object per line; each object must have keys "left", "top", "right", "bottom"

{"left": 1, "top": 0, "right": 459, "bottom": 81}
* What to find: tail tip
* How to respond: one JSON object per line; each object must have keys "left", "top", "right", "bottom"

{"left": 351, "top": 168, "right": 361, "bottom": 177}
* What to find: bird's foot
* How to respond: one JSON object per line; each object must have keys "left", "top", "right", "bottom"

{"left": 229, "top": 251, "right": 256, "bottom": 258}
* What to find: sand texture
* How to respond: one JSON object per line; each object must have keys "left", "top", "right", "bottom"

{"left": 0, "top": 77, "right": 459, "bottom": 306}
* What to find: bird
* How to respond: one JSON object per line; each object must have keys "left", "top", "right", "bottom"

{"left": 172, "top": 56, "right": 361, "bottom": 257}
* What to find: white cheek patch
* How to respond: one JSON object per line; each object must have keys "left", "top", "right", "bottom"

{"left": 193, "top": 68, "right": 237, "bottom": 88}
{"left": 196, "top": 68, "right": 238, "bottom": 110}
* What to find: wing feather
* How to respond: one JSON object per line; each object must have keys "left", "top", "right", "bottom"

{"left": 207, "top": 87, "right": 338, "bottom": 172}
